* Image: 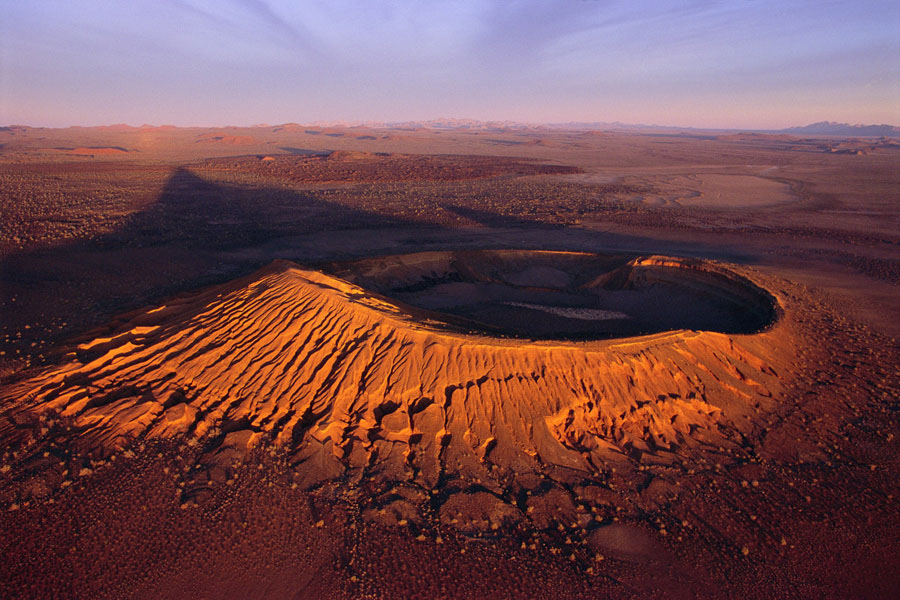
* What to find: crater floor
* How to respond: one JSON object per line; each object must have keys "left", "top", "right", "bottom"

{"left": 324, "top": 250, "right": 778, "bottom": 340}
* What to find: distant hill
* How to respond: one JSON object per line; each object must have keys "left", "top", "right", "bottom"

{"left": 5, "top": 119, "right": 899, "bottom": 138}
{"left": 385, "top": 118, "right": 534, "bottom": 131}
{"left": 779, "top": 122, "right": 900, "bottom": 137}
{"left": 383, "top": 119, "right": 900, "bottom": 137}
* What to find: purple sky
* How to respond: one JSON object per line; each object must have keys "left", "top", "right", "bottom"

{"left": 2, "top": 0, "right": 898, "bottom": 128}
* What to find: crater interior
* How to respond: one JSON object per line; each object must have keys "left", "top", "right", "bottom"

{"left": 324, "top": 250, "right": 778, "bottom": 340}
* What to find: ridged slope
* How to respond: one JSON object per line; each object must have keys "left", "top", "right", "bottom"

{"left": 1, "top": 260, "right": 791, "bottom": 492}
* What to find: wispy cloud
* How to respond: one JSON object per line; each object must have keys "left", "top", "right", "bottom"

{"left": 234, "top": 0, "right": 321, "bottom": 55}
{"left": 2, "top": 0, "right": 898, "bottom": 127}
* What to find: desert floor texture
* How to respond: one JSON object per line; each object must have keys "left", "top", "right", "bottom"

{"left": 1, "top": 124, "right": 899, "bottom": 599}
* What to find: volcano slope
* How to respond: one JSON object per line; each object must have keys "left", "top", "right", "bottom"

{"left": 3, "top": 249, "right": 899, "bottom": 598}
{"left": 0, "top": 252, "right": 784, "bottom": 487}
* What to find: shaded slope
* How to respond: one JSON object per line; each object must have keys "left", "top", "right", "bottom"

{"left": 326, "top": 250, "right": 778, "bottom": 339}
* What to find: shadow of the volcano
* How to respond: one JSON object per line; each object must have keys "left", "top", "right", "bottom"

{"left": 97, "top": 166, "right": 413, "bottom": 250}
{"left": 0, "top": 165, "right": 756, "bottom": 368}
{"left": 0, "top": 167, "right": 418, "bottom": 366}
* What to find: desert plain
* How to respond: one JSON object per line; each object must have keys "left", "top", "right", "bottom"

{"left": 0, "top": 123, "right": 899, "bottom": 598}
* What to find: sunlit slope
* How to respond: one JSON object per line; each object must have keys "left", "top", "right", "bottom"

{"left": 0, "top": 259, "right": 791, "bottom": 491}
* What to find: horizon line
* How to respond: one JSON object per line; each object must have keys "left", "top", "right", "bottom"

{"left": 4, "top": 118, "right": 899, "bottom": 132}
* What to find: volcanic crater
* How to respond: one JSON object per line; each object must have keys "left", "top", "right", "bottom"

{"left": 0, "top": 249, "right": 792, "bottom": 532}
{"left": 323, "top": 250, "right": 778, "bottom": 340}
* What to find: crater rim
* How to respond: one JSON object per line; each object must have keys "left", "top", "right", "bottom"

{"left": 321, "top": 249, "right": 780, "bottom": 342}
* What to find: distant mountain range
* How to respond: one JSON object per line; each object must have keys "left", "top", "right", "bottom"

{"left": 776, "top": 122, "right": 900, "bottom": 136}
{"left": 5, "top": 119, "right": 898, "bottom": 138}
{"left": 379, "top": 119, "right": 900, "bottom": 137}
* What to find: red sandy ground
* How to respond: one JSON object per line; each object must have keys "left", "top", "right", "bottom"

{"left": 0, "top": 125, "right": 898, "bottom": 599}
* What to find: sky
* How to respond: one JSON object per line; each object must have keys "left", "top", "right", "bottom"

{"left": 1, "top": 0, "right": 898, "bottom": 129}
